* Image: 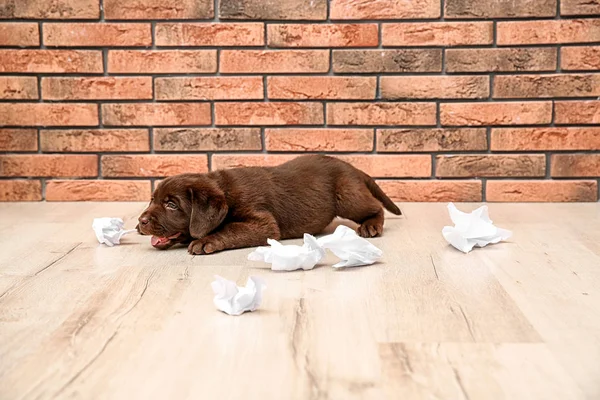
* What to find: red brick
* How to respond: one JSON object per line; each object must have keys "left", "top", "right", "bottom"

{"left": 212, "top": 154, "right": 431, "bottom": 177}
{"left": 220, "top": 50, "right": 329, "bottom": 73}
{"left": 212, "top": 154, "right": 294, "bottom": 170}
{"left": 551, "top": 155, "right": 600, "bottom": 177}
{"left": 0, "top": 50, "right": 102, "bottom": 73}
{"left": 44, "top": 23, "right": 151, "bottom": 47}
{"left": 381, "top": 76, "right": 489, "bottom": 99}
{"left": 497, "top": 19, "right": 600, "bottom": 45}
{"left": 333, "top": 50, "right": 442, "bottom": 73}
{"left": 441, "top": 102, "right": 552, "bottom": 126}
{"left": 445, "top": 0, "right": 556, "bottom": 18}
{"left": 382, "top": 22, "right": 492, "bottom": 46}
{"left": 377, "top": 180, "right": 483, "bottom": 202}
{"left": 0, "top": 129, "right": 38, "bottom": 151}
{"left": 46, "top": 180, "right": 150, "bottom": 201}
{"left": 337, "top": 155, "right": 431, "bottom": 178}
{"left": 0, "top": 0, "right": 99, "bottom": 19}
{"left": 108, "top": 50, "right": 217, "bottom": 73}
{"left": 0, "top": 180, "right": 42, "bottom": 201}
{"left": 330, "top": 0, "right": 440, "bottom": 19}
{"left": 102, "top": 103, "right": 211, "bottom": 126}
{"left": 561, "top": 46, "right": 600, "bottom": 70}
{"left": 219, "top": 0, "right": 327, "bottom": 20}
{"left": 155, "top": 77, "right": 263, "bottom": 100}
{"left": 265, "top": 129, "right": 374, "bottom": 152}
{"left": 104, "top": 0, "right": 213, "bottom": 19}
{"left": 268, "top": 24, "right": 378, "bottom": 47}
{"left": 154, "top": 128, "right": 262, "bottom": 151}
{"left": 0, "top": 77, "right": 38, "bottom": 100}
{"left": 0, "top": 103, "right": 98, "bottom": 126}
{"left": 102, "top": 155, "right": 208, "bottom": 177}
{"left": 41, "top": 129, "right": 149, "bottom": 152}
{"left": 377, "top": 128, "right": 487, "bottom": 152}
{"left": 487, "top": 180, "right": 598, "bottom": 202}
{"left": 0, "top": 155, "right": 97, "bottom": 177}
{"left": 215, "top": 103, "right": 323, "bottom": 126}
{"left": 156, "top": 23, "right": 263, "bottom": 46}
{"left": 268, "top": 77, "right": 376, "bottom": 100}
{"left": 327, "top": 103, "right": 437, "bottom": 126}
{"left": 0, "top": 23, "right": 39, "bottom": 46}
{"left": 42, "top": 77, "right": 152, "bottom": 100}
{"left": 436, "top": 155, "right": 546, "bottom": 177}
{"left": 561, "top": 0, "right": 600, "bottom": 15}
{"left": 446, "top": 48, "right": 557, "bottom": 72}
{"left": 491, "top": 128, "right": 600, "bottom": 151}
{"left": 494, "top": 74, "right": 600, "bottom": 98}
{"left": 555, "top": 101, "right": 600, "bottom": 124}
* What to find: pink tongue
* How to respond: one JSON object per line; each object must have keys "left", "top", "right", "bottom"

{"left": 151, "top": 236, "right": 167, "bottom": 246}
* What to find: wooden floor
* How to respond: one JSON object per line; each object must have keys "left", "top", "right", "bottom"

{"left": 1, "top": 202, "right": 599, "bottom": 400}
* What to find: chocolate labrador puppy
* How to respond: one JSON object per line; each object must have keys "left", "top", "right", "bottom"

{"left": 137, "top": 155, "right": 401, "bottom": 255}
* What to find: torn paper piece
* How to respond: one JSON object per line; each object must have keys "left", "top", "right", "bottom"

{"left": 248, "top": 234, "right": 326, "bottom": 272}
{"left": 442, "top": 203, "right": 512, "bottom": 253}
{"left": 92, "top": 217, "right": 136, "bottom": 247}
{"left": 211, "top": 275, "right": 266, "bottom": 316}
{"left": 247, "top": 225, "right": 382, "bottom": 270}
{"left": 317, "top": 225, "right": 383, "bottom": 268}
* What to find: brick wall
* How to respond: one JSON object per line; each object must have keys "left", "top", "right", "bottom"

{"left": 1, "top": 0, "right": 599, "bottom": 202}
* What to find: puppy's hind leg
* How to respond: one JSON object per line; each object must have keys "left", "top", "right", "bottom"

{"left": 334, "top": 177, "right": 386, "bottom": 238}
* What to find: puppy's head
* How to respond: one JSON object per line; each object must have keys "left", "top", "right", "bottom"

{"left": 137, "top": 174, "right": 228, "bottom": 250}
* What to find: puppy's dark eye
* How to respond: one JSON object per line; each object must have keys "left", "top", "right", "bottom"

{"left": 166, "top": 201, "right": 178, "bottom": 210}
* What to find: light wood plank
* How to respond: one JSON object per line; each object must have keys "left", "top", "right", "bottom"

{"left": 0, "top": 202, "right": 599, "bottom": 399}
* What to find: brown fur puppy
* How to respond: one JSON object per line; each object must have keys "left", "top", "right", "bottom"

{"left": 137, "top": 155, "right": 401, "bottom": 255}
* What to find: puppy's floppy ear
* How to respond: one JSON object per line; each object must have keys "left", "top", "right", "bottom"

{"left": 188, "top": 184, "right": 228, "bottom": 239}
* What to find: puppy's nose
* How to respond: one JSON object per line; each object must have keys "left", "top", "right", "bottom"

{"left": 139, "top": 216, "right": 150, "bottom": 226}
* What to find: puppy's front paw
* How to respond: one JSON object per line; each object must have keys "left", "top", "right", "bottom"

{"left": 187, "top": 237, "right": 221, "bottom": 255}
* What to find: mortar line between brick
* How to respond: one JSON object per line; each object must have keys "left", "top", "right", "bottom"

{"left": 151, "top": 22, "right": 156, "bottom": 48}
{"left": 16, "top": 16, "right": 600, "bottom": 24}
{"left": 260, "top": 127, "right": 267, "bottom": 154}
{"left": 263, "top": 21, "right": 268, "bottom": 49}
{"left": 4, "top": 97, "right": 592, "bottom": 105}
{"left": 149, "top": 128, "right": 155, "bottom": 154}
{"left": 36, "top": 129, "right": 42, "bottom": 154}
{"left": 213, "top": 0, "right": 219, "bottom": 22}
{"left": 371, "top": 129, "right": 377, "bottom": 154}
{"left": 37, "top": 22, "right": 46, "bottom": 106}
{"left": 41, "top": 179, "right": 47, "bottom": 201}
{"left": 0, "top": 70, "right": 581, "bottom": 78}
{"left": 100, "top": 0, "right": 105, "bottom": 21}
{"left": 441, "top": 49, "right": 446, "bottom": 74}
{"left": 151, "top": 76, "right": 156, "bottom": 100}
{"left": 482, "top": 178, "right": 487, "bottom": 202}
{"left": 102, "top": 49, "right": 108, "bottom": 76}
{"left": 38, "top": 22, "right": 44, "bottom": 48}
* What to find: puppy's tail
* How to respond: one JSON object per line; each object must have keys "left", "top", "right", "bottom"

{"left": 362, "top": 172, "right": 402, "bottom": 215}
